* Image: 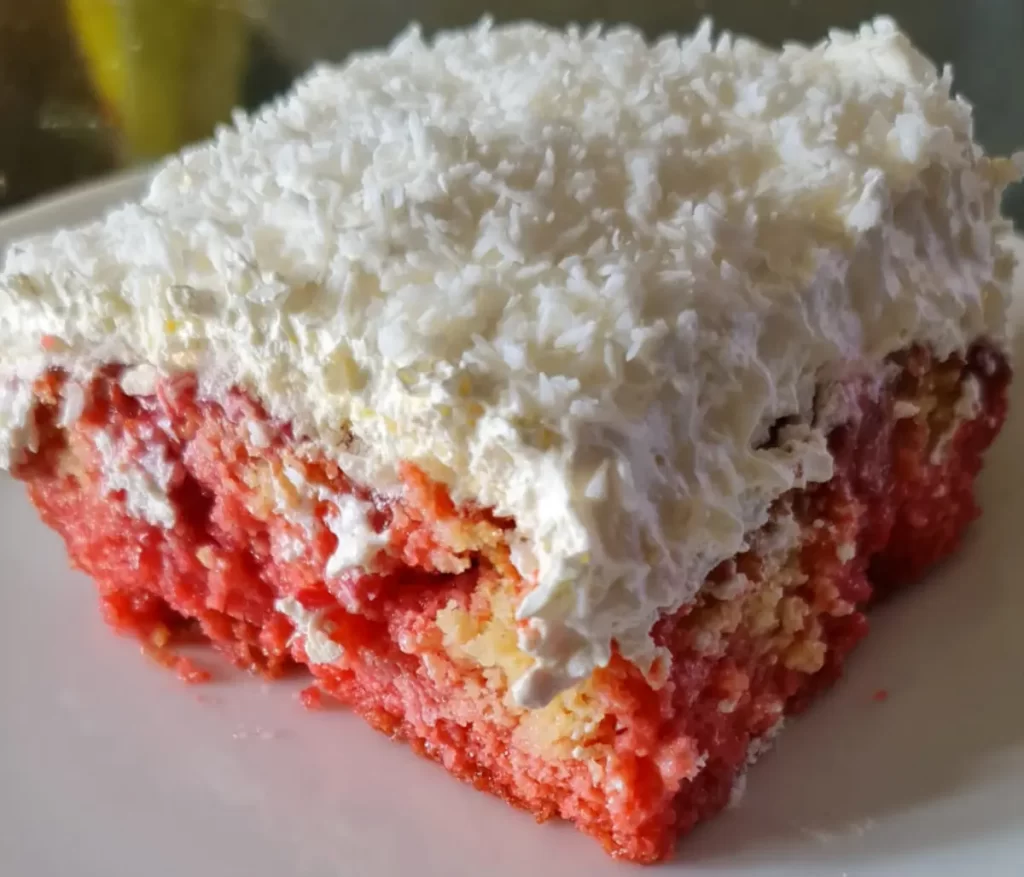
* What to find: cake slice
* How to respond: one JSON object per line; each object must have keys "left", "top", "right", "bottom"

{"left": 0, "top": 18, "right": 1017, "bottom": 863}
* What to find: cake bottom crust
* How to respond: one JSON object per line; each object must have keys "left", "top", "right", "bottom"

{"left": 10, "top": 343, "right": 1011, "bottom": 863}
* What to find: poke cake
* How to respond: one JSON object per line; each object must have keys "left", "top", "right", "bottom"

{"left": 0, "top": 17, "right": 1018, "bottom": 864}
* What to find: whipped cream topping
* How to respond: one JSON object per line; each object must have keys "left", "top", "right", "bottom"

{"left": 274, "top": 596, "right": 345, "bottom": 665}
{"left": 0, "top": 18, "right": 1018, "bottom": 706}
{"left": 274, "top": 462, "right": 390, "bottom": 578}
{"left": 0, "top": 380, "right": 37, "bottom": 470}
{"left": 91, "top": 431, "right": 178, "bottom": 529}
{"left": 323, "top": 494, "right": 389, "bottom": 577}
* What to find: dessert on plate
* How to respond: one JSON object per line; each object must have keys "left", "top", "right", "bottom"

{"left": 0, "top": 17, "right": 1017, "bottom": 863}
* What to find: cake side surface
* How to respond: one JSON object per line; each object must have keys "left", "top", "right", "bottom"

{"left": 0, "top": 18, "right": 1019, "bottom": 704}
{"left": 9, "top": 342, "right": 1011, "bottom": 861}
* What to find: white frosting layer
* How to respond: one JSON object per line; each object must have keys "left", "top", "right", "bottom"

{"left": 0, "top": 18, "right": 1018, "bottom": 706}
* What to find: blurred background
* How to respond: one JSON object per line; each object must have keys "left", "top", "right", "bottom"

{"left": 1, "top": 0, "right": 1021, "bottom": 220}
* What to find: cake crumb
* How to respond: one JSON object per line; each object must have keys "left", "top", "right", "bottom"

{"left": 300, "top": 685, "right": 327, "bottom": 710}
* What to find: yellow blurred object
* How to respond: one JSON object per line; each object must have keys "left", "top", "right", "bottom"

{"left": 66, "top": 0, "right": 254, "bottom": 160}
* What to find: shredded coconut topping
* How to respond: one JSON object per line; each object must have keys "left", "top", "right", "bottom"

{"left": 0, "top": 18, "right": 1018, "bottom": 706}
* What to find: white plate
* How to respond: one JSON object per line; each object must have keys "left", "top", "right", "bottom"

{"left": 1, "top": 176, "right": 1022, "bottom": 877}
